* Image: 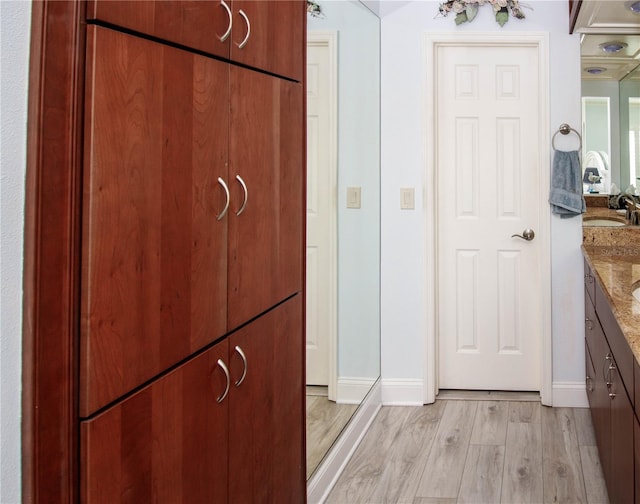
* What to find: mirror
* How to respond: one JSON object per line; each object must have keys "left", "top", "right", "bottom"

{"left": 305, "top": 0, "right": 381, "bottom": 479}
{"left": 580, "top": 25, "right": 640, "bottom": 194}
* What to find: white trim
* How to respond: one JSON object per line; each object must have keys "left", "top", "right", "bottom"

{"left": 307, "top": 380, "right": 382, "bottom": 504}
{"left": 336, "top": 377, "right": 378, "bottom": 404}
{"left": 552, "top": 381, "right": 588, "bottom": 408}
{"left": 381, "top": 378, "right": 424, "bottom": 406}
{"left": 307, "top": 31, "right": 339, "bottom": 401}
{"left": 423, "top": 32, "right": 552, "bottom": 406}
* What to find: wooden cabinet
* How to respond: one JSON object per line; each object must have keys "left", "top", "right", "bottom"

{"left": 227, "top": 66, "right": 303, "bottom": 328}
{"left": 81, "top": 26, "right": 303, "bottom": 416}
{"left": 81, "top": 339, "right": 230, "bottom": 503}
{"left": 583, "top": 259, "right": 635, "bottom": 504}
{"left": 22, "top": 1, "right": 304, "bottom": 501}
{"left": 81, "top": 295, "right": 304, "bottom": 503}
{"left": 78, "top": 3, "right": 305, "bottom": 502}
{"left": 81, "top": 26, "right": 229, "bottom": 416}
{"left": 86, "top": 0, "right": 304, "bottom": 81}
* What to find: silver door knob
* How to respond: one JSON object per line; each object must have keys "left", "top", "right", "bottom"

{"left": 511, "top": 228, "right": 535, "bottom": 241}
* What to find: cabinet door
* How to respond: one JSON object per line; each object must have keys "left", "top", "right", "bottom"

{"left": 635, "top": 417, "right": 640, "bottom": 504}
{"left": 87, "top": 0, "right": 231, "bottom": 59}
{"left": 230, "top": 0, "right": 305, "bottom": 81}
{"left": 81, "top": 339, "right": 230, "bottom": 503}
{"left": 81, "top": 27, "right": 229, "bottom": 415}
{"left": 609, "top": 357, "right": 635, "bottom": 504}
{"left": 228, "top": 295, "right": 305, "bottom": 502}
{"left": 227, "top": 67, "right": 304, "bottom": 329}
{"left": 590, "top": 322, "right": 612, "bottom": 486}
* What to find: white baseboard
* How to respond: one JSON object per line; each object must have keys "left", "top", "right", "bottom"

{"left": 381, "top": 378, "right": 424, "bottom": 405}
{"left": 552, "top": 381, "right": 588, "bottom": 407}
{"left": 336, "top": 377, "right": 377, "bottom": 405}
{"left": 307, "top": 380, "right": 382, "bottom": 504}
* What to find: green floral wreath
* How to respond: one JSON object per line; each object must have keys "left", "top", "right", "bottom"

{"left": 438, "top": 0, "right": 528, "bottom": 27}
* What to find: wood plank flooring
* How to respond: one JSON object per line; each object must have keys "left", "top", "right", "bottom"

{"left": 307, "top": 391, "right": 358, "bottom": 478}
{"left": 325, "top": 399, "right": 609, "bottom": 504}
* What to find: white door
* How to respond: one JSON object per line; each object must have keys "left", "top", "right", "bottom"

{"left": 306, "top": 33, "right": 337, "bottom": 388}
{"left": 437, "top": 43, "right": 543, "bottom": 391}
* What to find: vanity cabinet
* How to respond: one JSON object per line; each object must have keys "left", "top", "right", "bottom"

{"left": 584, "top": 259, "right": 635, "bottom": 504}
{"left": 81, "top": 295, "right": 304, "bottom": 503}
{"left": 86, "top": 0, "right": 304, "bottom": 81}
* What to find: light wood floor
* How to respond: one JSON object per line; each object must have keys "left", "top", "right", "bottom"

{"left": 307, "top": 389, "right": 358, "bottom": 478}
{"left": 326, "top": 399, "right": 609, "bottom": 504}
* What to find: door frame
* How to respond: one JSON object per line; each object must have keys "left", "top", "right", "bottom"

{"left": 306, "top": 30, "right": 338, "bottom": 400}
{"left": 423, "top": 32, "right": 552, "bottom": 406}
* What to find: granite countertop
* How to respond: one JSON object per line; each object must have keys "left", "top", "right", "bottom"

{"left": 582, "top": 244, "right": 640, "bottom": 365}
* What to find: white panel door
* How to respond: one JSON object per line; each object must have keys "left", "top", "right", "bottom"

{"left": 437, "top": 43, "right": 542, "bottom": 391}
{"left": 306, "top": 34, "right": 337, "bottom": 387}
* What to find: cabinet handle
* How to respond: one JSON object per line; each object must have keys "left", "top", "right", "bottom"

{"left": 234, "top": 345, "right": 247, "bottom": 387}
{"left": 586, "top": 375, "right": 593, "bottom": 392}
{"left": 585, "top": 317, "right": 593, "bottom": 331}
{"left": 235, "top": 175, "right": 248, "bottom": 216}
{"left": 219, "top": 0, "right": 232, "bottom": 42}
{"left": 609, "top": 392, "right": 616, "bottom": 399}
{"left": 216, "top": 359, "right": 230, "bottom": 403}
{"left": 237, "top": 9, "right": 251, "bottom": 49}
{"left": 584, "top": 273, "right": 594, "bottom": 284}
{"left": 217, "top": 177, "right": 230, "bottom": 221}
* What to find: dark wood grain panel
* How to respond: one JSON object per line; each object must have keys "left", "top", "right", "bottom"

{"left": 635, "top": 417, "right": 640, "bottom": 504}
{"left": 227, "top": 68, "right": 303, "bottom": 329}
{"left": 228, "top": 295, "right": 305, "bottom": 502}
{"left": 231, "top": 0, "right": 304, "bottom": 81}
{"left": 609, "top": 373, "right": 635, "bottom": 504}
{"left": 22, "top": 2, "right": 85, "bottom": 501}
{"left": 595, "top": 279, "right": 634, "bottom": 400}
{"left": 87, "top": 0, "right": 231, "bottom": 59}
{"left": 81, "top": 339, "right": 229, "bottom": 503}
{"left": 81, "top": 27, "right": 229, "bottom": 415}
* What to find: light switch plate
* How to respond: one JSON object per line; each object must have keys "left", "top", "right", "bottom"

{"left": 400, "top": 187, "right": 415, "bottom": 209}
{"left": 347, "top": 187, "right": 361, "bottom": 208}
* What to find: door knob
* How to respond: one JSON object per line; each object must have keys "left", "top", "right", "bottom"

{"left": 511, "top": 228, "right": 535, "bottom": 241}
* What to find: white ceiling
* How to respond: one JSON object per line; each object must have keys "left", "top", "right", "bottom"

{"left": 577, "top": 0, "right": 640, "bottom": 80}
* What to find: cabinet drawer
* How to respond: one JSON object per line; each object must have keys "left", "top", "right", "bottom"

{"left": 596, "top": 279, "right": 634, "bottom": 399}
{"left": 584, "top": 257, "right": 596, "bottom": 306}
{"left": 584, "top": 289, "right": 599, "bottom": 357}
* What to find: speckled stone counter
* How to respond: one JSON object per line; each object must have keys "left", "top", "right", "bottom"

{"left": 582, "top": 242, "right": 640, "bottom": 364}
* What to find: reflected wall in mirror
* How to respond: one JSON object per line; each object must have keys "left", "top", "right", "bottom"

{"left": 578, "top": 1, "right": 640, "bottom": 196}
{"left": 305, "top": 0, "right": 381, "bottom": 479}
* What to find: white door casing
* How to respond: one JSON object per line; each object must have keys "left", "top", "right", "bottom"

{"left": 424, "top": 33, "right": 552, "bottom": 404}
{"left": 306, "top": 31, "right": 338, "bottom": 398}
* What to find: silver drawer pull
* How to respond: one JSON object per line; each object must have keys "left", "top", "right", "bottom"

{"left": 236, "top": 175, "right": 248, "bottom": 216}
{"left": 237, "top": 9, "right": 251, "bottom": 49}
{"left": 219, "top": 0, "right": 232, "bottom": 42}
{"left": 217, "top": 177, "right": 230, "bottom": 221}
{"left": 234, "top": 346, "right": 247, "bottom": 386}
{"left": 216, "top": 359, "right": 230, "bottom": 403}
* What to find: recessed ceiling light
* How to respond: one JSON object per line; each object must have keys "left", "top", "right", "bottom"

{"left": 626, "top": 1, "right": 640, "bottom": 13}
{"left": 585, "top": 67, "right": 607, "bottom": 74}
{"left": 599, "top": 41, "right": 628, "bottom": 53}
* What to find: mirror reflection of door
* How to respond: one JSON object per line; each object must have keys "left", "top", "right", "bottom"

{"left": 306, "top": 32, "right": 337, "bottom": 395}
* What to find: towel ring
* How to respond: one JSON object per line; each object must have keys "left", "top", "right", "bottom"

{"left": 552, "top": 123, "right": 582, "bottom": 151}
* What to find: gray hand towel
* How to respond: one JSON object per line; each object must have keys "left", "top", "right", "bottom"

{"left": 549, "top": 150, "right": 586, "bottom": 217}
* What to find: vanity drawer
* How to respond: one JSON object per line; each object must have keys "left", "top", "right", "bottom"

{"left": 584, "top": 257, "right": 596, "bottom": 306}
{"left": 596, "top": 279, "right": 634, "bottom": 400}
